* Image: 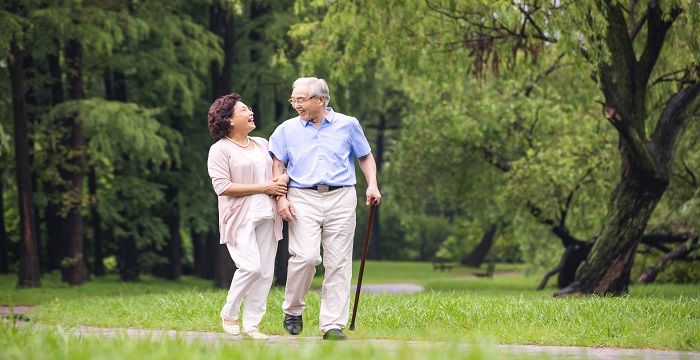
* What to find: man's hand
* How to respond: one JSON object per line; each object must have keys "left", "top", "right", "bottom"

{"left": 277, "top": 196, "right": 296, "bottom": 221}
{"left": 366, "top": 185, "right": 381, "bottom": 205}
{"left": 273, "top": 173, "right": 289, "bottom": 184}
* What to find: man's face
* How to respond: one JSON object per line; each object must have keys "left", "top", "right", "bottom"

{"left": 290, "top": 86, "right": 324, "bottom": 120}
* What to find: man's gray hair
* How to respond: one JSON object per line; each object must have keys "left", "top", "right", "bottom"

{"left": 293, "top": 77, "right": 331, "bottom": 106}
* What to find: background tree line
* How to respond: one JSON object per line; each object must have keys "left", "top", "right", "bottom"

{"left": 1, "top": 0, "right": 698, "bottom": 294}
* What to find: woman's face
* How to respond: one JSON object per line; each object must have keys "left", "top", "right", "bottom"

{"left": 290, "top": 86, "right": 324, "bottom": 121}
{"left": 229, "top": 101, "right": 255, "bottom": 134}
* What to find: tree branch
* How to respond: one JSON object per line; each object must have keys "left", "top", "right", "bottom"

{"left": 638, "top": 237, "right": 699, "bottom": 283}
{"left": 637, "top": 2, "right": 681, "bottom": 88}
{"left": 651, "top": 82, "right": 700, "bottom": 174}
{"left": 629, "top": 10, "right": 647, "bottom": 41}
{"left": 651, "top": 69, "right": 688, "bottom": 87}
{"left": 560, "top": 168, "right": 593, "bottom": 224}
{"left": 517, "top": 4, "right": 556, "bottom": 43}
{"left": 527, "top": 201, "right": 582, "bottom": 247}
{"left": 479, "top": 147, "right": 512, "bottom": 172}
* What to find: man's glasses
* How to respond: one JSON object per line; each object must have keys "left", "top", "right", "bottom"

{"left": 288, "top": 95, "right": 318, "bottom": 105}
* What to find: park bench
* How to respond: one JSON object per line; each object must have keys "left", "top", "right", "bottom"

{"left": 473, "top": 262, "right": 495, "bottom": 278}
{"left": 431, "top": 257, "right": 454, "bottom": 271}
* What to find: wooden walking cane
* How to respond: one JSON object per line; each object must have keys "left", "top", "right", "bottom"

{"left": 349, "top": 203, "right": 377, "bottom": 331}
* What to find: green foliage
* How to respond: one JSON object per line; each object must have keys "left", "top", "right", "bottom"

{"left": 400, "top": 214, "right": 451, "bottom": 260}
{"left": 2, "top": 0, "right": 698, "bottom": 285}
{"left": 0, "top": 10, "right": 26, "bottom": 59}
{"left": 286, "top": 0, "right": 700, "bottom": 276}
{"left": 655, "top": 260, "right": 700, "bottom": 284}
{"left": 41, "top": 99, "right": 169, "bottom": 164}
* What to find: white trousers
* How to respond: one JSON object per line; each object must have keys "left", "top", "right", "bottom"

{"left": 282, "top": 187, "right": 357, "bottom": 333}
{"left": 220, "top": 217, "right": 278, "bottom": 332}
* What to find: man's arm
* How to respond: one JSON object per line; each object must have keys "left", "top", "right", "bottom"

{"left": 272, "top": 155, "right": 295, "bottom": 220}
{"left": 272, "top": 157, "right": 289, "bottom": 184}
{"left": 272, "top": 157, "right": 286, "bottom": 179}
{"left": 358, "top": 153, "right": 381, "bottom": 205}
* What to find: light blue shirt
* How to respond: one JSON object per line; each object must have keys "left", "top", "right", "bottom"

{"left": 269, "top": 108, "right": 371, "bottom": 188}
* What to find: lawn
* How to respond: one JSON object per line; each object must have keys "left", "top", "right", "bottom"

{"left": 1, "top": 261, "right": 699, "bottom": 353}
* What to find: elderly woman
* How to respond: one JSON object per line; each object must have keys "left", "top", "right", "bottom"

{"left": 207, "top": 93, "right": 287, "bottom": 340}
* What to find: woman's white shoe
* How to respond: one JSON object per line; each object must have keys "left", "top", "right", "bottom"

{"left": 242, "top": 330, "right": 269, "bottom": 340}
{"left": 222, "top": 320, "right": 240, "bottom": 335}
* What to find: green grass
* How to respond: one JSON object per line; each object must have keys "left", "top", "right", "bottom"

{"left": 0, "top": 272, "right": 214, "bottom": 305}
{"left": 1, "top": 261, "right": 699, "bottom": 352}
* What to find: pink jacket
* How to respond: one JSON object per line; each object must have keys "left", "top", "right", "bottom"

{"left": 207, "top": 137, "right": 283, "bottom": 245}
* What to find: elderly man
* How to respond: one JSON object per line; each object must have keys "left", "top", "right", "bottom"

{"left": 269, "top": 77, "right": 381, "bottom": 340}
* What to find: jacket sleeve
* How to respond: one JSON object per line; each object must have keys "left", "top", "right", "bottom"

{"left": 207, "top": 144, "right": 232, "bottom": 196}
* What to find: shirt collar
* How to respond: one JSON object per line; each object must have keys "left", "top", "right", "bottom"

{"left": 299, "top": 107, "right": 335, "bottom": 127}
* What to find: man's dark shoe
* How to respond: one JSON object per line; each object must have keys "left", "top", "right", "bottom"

{"left": 322, "top": 328, "right": 347, "bottom": 341}
{"left": 283, "top": 314, "right": 302, "bottom": 335}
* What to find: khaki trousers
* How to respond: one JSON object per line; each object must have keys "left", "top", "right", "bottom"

{"left": 282, "top": 187, "right": 357, "bottom": 333}
{"left": 220, "top": 217, "right": 277, "bottom": 332}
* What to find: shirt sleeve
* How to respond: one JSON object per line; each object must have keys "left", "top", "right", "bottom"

{"left": 269, "top": 125, "right": 288, "bottom": 163}
{"left": 349, "top": 118, "right": 371, "bottom": 157}
{"left": 207, "top": 144, "right": 232, "bottom": 196}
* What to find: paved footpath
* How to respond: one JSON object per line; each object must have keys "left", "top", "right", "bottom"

{"left": 8, "top": 322, "right": 699, "bottom": 360}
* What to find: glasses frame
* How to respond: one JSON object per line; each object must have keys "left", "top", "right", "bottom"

{"left": 234, "top": 104, "right": 252, "bottom": 113}
{"left": 288, "top": 95, "right": 318, "bottom": 105}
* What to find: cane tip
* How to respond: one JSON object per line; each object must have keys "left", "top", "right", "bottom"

{"left": 349, "top": 324, "right": 355, "bottom": 331}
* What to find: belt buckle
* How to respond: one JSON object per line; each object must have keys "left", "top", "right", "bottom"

{"left": 317, "top": 184, "right": 330, "bottom": 193}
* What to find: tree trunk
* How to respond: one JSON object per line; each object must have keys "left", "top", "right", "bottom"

{"left": 10, "top": 35, "right": 41, "bottom": 287}
{"left": 201, "top": 231, "right": 217, "bottom": 280}
{"left": 214, "top": 243, "right": 236, "bottom": 289}
{"left": 60, "top": 37, "right": 87, "bottom": 285}
{"left": 104, "top": 68, "right": 138, "bottom": 280}
{"left": 556, "top": 241, "right": 592, "bottom": 288}
{"left": 192, "top": 231, "right": 206, "bottom": 278}
{"left": 461, "top": 223, "right": 497, "bottom": 267}
{"left": 23, "top": 54, "right": 44, "bottom": 273}
{"left": 209, "top": 2, "right": 238, "bottom": 287}
{"left": 154, "top": 185, "right": 182, "bottom": 280}
{"left": 89, "top": 168, "right": 105, "bottom": 276}
{"left": 0, "top": 176, "right": 10, "bottom": 273}
{"left": 274, "top": 222, "right": 289, "bottom": 286}
{"left": 209, "top": 2, "right": 235, "bottom": 98}
{"left": 44, "top": 49, "right": 65, "bottom": 273}
{"left": 119, "top": 235, "right": 139, "bottom": 281}
{"left": 557, "top": 176, "right": 665, "bottom": 296}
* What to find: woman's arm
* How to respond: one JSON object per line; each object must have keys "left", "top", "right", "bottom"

{"left": 219, "top": 182, "right": 285, "bottom": 197}
{"left": 208, "top": 145, "right": 287, "bottom": 197}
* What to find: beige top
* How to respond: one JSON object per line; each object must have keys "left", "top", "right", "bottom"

{"left": 207, "top": 137, "right": 283, "bottom": 245}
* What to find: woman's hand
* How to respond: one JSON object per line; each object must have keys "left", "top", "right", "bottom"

{"left": 261, "top": 179, "right": 287, "bottom": 196}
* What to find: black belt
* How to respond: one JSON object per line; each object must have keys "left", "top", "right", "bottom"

{"left": 298, "top": 185, "right": 348, "bottom": 193}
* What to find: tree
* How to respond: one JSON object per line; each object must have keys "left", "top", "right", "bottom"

{"left": 0, "top": 175, "right": 9, "bottom": 274}
{"left": 208, "top": 0, "right": 239, "bottom": 289}
{"left": 555, "top": 1, "right": 700, "bottom": 295}
{"left": 59, "top": 34, "right": 88, "bottom": 285}
{"left": 5, "top": 2, "right": 41, "bottom": 287}
{"left": 289, "top": 0, "right": 700, "bottom": 294}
